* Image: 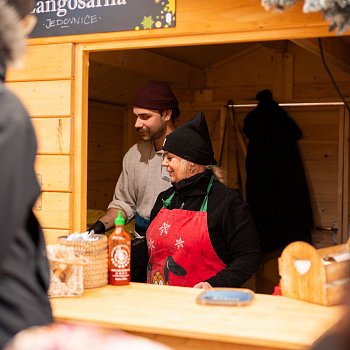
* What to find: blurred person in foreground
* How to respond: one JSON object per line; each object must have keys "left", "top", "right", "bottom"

{"left": 139, "top": 112, "right": 261, "bottom": 288}
{"left": 0, "top": 0, "right": 53, "bottom": 348}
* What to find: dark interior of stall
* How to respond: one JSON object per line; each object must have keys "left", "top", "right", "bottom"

{"left": 86, "top": 38, "right": 350, "bottom": 292}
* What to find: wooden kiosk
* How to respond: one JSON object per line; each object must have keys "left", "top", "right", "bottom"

{"left": 6, "top": 0, "right": 350, "bottom": 248}
{"left": 4, "top": 2, "right": 350, "bottom": 349}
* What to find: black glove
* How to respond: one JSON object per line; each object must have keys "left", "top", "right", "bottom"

{"left": 88, "top": 220, "right": 106, "bottom": 234}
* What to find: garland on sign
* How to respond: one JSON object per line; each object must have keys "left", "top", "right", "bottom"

{"left": 261, "top": 0, "right": 350, "bottom": 34}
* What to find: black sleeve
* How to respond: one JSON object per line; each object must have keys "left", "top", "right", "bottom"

{"left": 206, "top": 189, "right": 262, "bottom": 288}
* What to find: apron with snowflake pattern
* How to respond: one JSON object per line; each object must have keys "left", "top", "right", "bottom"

{"left": 146, "top": 177, "right": 226, "bottom": 287}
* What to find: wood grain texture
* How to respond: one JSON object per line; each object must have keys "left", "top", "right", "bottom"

{"left": 279, "top": 240, "right": 350, "bottom": 305}
{"left": 33, "top": 118, "right": 72, "bottom": 154}
{"left": 35, "top": 155, "right": 71, "bottom": 191}
{"left": 6, "top": 43, "right": 74, "bottom": 81}
{"left": 34, "top": 192, "right": 72, "bottom": 229}
{"left": 6, "top": 80, "right": 72, "bottom": 117}
{"left": 43, "top": 229, "right": 70, "bottom": 245}
{"left": 51, "top": 283, "right": 344, "bottom": 350}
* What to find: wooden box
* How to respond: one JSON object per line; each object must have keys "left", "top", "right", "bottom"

{"left": 278, "top": 239, "right": 350, "bottom": 305}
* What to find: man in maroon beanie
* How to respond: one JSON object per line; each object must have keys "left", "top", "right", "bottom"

{"left": 89, "top": 80, "right": 180, "bottom": 282}
{"left": 0, "top": 1, "right": 53, "bottom": 348}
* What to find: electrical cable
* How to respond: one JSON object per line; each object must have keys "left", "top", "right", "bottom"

{"left": 318, "top": 37, "right": 350, "bottom": 114}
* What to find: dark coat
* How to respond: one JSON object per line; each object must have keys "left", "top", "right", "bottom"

{"left": 0, "top": 61, "right": 53, "bottom": 349}
{"left": 243, "top": 98, "right": 313, "bottom": 253}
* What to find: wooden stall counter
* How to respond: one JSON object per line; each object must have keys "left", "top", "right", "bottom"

{"left": 51, "top": 283, "right": 344, "bottom": 350}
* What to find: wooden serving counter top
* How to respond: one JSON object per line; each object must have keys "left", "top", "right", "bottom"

{"left": 51, "top": 283, "right": 344, "bottom": 350}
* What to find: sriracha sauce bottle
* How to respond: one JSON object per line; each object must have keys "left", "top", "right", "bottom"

{"left": 108, "top": 210, "right": 131, "bottom": 286}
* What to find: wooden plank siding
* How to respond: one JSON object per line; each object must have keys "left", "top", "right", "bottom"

{"left": 6, "top": 43, "right": 74, "bottom": 244}
{"left": 32, "top": 118, "right": 72, "bottom": 154}
{"left": 87, "top": 101, "right": 125, "bottom": 210}
{"left": 6, "top": 80, "right": 72, "bottom": 117}
{"left": 6, "top": 44, "right": 74, "bottom": 81}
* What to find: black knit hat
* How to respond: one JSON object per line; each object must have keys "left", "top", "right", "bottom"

{"left": 6, "top": 0, "right": 34, "bottom": 18}
{"left": 162, "top": 111, "right": 217, "bottom": 165}
{"left": 132, "top": 80, "right": 178, "bottom": 110}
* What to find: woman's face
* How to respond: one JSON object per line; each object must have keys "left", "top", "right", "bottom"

{"left": 162, "top": 152, "right": 190, "bottom": 183}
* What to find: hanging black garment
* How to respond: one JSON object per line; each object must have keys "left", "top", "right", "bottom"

{"left": 243, "top": 91, "right": 313, "bottom": 253}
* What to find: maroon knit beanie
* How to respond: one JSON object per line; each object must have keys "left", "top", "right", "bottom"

{"left": 132, "top": 80, "right": 179, "bottom": 111}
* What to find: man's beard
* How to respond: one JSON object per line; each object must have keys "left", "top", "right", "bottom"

{"left": 137, "top": 124, "right": 166, "bottom": 141}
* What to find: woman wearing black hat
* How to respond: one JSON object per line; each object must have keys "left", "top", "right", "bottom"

{"left": 145, "top": 112, "right": 261, "bottom": 288}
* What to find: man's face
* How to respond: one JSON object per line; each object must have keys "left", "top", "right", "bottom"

{"left": 133, "top": 107, "right": 170, "bottom": 142}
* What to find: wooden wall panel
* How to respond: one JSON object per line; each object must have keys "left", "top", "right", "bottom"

{"left": 90, "top": 50, "right": 192, "bottom": 85}
{"left": 89, "top": 141, "right": 122, "bottom": 163}
{"left": 5, "top": 43, "right": 75, "bottom": 235}
{"left": 35, "top": 155, "right": 71, "bottom": 192}
{"left": 43, "top": 229, "right": 70, "bottom": 245}
{"left": 87, "top": 101, "right": 125, "bottom": 210}
{"left": 6, "top": 43, "right": 74, "bottom": 81}
{"left": 34, "top": 192, "right": 72, "bottom": 229}
{"left": 32, "top": 118, "right": 72, "bottom": 154}
{"left": 291, "top": 44, "right": 350, "bottom": 99}
{"left": 207, "top": 43, "right": 350, "bottom": 102}
{"left": 6, "top": 80, "right": 72, "bottom": 117}
{"left": 207, "top": 46, "right": 274, "bottom": 101}
{"left": 88, "top": 182, "right": 117, "bottom": 211}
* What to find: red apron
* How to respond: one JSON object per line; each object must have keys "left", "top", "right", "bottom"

{"left": 146, "top": 177, "right": 226, "bottom": 287}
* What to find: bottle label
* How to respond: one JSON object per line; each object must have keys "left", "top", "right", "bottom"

{"left": 111, "top": 244, "right": 130, "bottom": 269}
{"left": 109, "top": 243, "right": 130, "bottom": 283}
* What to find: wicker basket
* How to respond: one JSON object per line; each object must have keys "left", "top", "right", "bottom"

{"left": 57, "top": 234, "right": 108, "bottom": 289}
{"left": 47, "top": 245, "right": 85, "bottom": 298}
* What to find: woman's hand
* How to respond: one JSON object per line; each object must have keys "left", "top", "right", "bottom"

{"left": 193, "top": 282, "right": 212, "bottom": 289}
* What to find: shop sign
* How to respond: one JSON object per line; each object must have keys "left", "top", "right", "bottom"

{"left": 30, "top": 0, "right": 176, "bottom": 38}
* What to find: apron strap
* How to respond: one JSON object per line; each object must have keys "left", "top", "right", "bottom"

{"left": 162, "top": 191, "right": 175, "bottom": 208}
{"left": 199, "top": 176, "right": 213, "bottom": 212}
{"left": 162, "top": 176, "right": 214, "bottom": 212}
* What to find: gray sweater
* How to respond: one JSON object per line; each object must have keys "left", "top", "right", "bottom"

{"left": 108, "top": 141, "right": 171, "bottom": 223}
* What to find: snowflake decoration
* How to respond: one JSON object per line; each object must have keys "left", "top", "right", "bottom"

{"left": 175, "top": 237, "right": 184, "bottom": 249}
{"left": 159, "top": 222, "right": 171, "bottom": 235}
{"left": 141, "top": 16, "right": 155, "bottom": 29}
{"left": 148, "top": 238, "right": 155, "bottom": 250}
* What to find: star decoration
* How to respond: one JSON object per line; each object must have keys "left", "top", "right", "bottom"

{"left": 141, "top": 16, "right": 154, "bottom": 29}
